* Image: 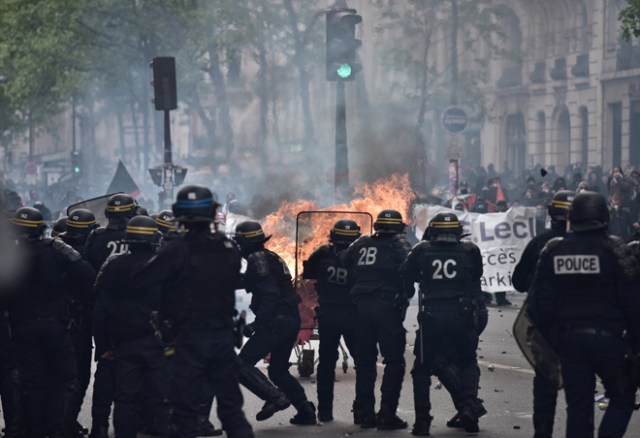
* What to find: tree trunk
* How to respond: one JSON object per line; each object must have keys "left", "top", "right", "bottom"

{"left": 414, "top": 29, "right": 434, "bottom": 195}
{"left": 255, "top": 39, "right": 269, "bottom": 162}
{"left": 206, "top": 46, "right": 234, "bottom": 161}
{"left": 283, "top": 0, "right": 315, "bottom": 151}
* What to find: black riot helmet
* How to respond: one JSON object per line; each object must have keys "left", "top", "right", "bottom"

{"left": 124, "top": 215, "right": 159, "bottom": 244}
{"left": 52, "top": 216, "right": 68, "bottom": 238}
{"left": 547, "top": 190, "right": 575, "bottom": 222}
{"left": 424, "top": 212, "right": 462, "bottom": 242}
{"left": 329, "top": 219, "right": 361, "bottom": 245}
{"left": 154, "top": 210, "right": 177, "bottom": 234}
{"left": 471, "top": 197, "right": 488, "bottom": 214}
{"left": 235, "top": 221, "right": 271, "bottom": 249}
{"left": 172, "top": 185, "right": 219, "bottom": 223}
{"left": 569, "top": 191, "right": 609, "bottom": 233}
{"left": 66, "top": 208, "right": 98, "bottom": 235}
{"left": 373, "top": 209, "right": 405, "bottom": 234}
{"left": 12, "top": 207, "right": 46, "bottom": 238}
{"left": 105, "top": 194, "right": 136, "bottom": 219}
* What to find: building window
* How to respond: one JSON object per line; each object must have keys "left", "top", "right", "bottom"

{"left": 506, "top": 113, "right": 526, "bottom": 175}
{"left": 611, "top": 102, "right": 622, "bottom": 167}
{"left": 630, "top": 101, "right": 640, "bottom": 168}
{"left": 580, "top": 107, "right": 589, "bottom": 168}
{"left": 557, "top": 109, "right": 571, "bottom": 169}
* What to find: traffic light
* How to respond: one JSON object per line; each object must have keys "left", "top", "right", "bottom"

{"left": 150, "top": 57, "right": 177, "bottom": 111}
{"left": 326, "top": 7, "right": 362, "bottom": 81}
{"left": 71, "top": 151, "right": 82, "bottom": 175}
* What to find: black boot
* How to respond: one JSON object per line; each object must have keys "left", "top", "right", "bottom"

{"left": 317, "top": 390, "right": 333, "bottom": 422}
{"left": 533, "top": 414, "right": 554, "bottom": 438}
{"left": 494, "top": 292, "right": 512, "bottom": 306}
{"left": 446, "top": 413, "right": 463, "bottom": 428}
{"left": 197, "top": 416, "right": 223, "bottom": 436}
{"left": 411, "top": 413, "right": 432, "bottom": 436}
{"left": 89, "top": 426, "right": 109, "bottom": 438}
{"left": 447, "top": 398, "right": 485, "bottom": 428}
{"left": 238, "top": 365, "right": 291, "bottom": 421}
{"left": 317, "top": 401, "right": 333, "bottom": 422}
{"left": 289, "top": 401, "right": 317, "bottom": 426}
{"left": 459, "top": 404, "right": 479, "bottom": 433}
{"left": 360, "top": 409, "right": 377, "bottom": 429}
{"left": 1, "top": 370, "right": 27, "bottom": 438}
{"left": 376, "top": 406, "right": 408, "bottom": 431}
{"left": 352, "top": 400, "right": 363, "bottom": 425}
{"left": 256, "top": 394, "right": 291, "bottom": 422}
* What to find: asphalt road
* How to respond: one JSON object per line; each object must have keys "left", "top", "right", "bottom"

{"left": 7, "top": 293, "right": 640, "bottom": 437}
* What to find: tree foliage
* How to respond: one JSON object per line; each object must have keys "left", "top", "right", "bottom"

{"left": 620, "top": 0, "right": 640, "bottom": 41}
{"left": 0, "top": 0, "right": 327, "bottom": 163}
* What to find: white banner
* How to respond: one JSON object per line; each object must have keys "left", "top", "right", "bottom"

{"left": 412, "top": 205, "right": 538, "bottom": 293}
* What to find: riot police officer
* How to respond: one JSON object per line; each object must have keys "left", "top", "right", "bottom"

{"left": 344, "top": 209, "right": 412, "bottom": 430}
{"left": 146, "top": 209, "right": 221, "bottom": 437}
{"left": 10, "top": 207, "right": 95, "bottom": 438}
{"left": 61, "top": 208, "right": 99, "bottom": 436}
{"left": 235, "top": 220, "right": 317, "bottom": 426}
{"left": 402, "top": 213, "right": 485, "bottom": 435}
{"left": 84, "top": 194, "right": 137, "bottom": 438}
{"left": 52, "top": 216, "right": 67, "bottom": 238}
{"left": 530, "top": 191, "right": 640, "bottom": 438}
{"left": 0, "top": 200, "right": 25, "bottom": 438}
{"left": 512, "top": 190, "right": 574, "bottom": 438}
{"left": 153, "top": 209, "right": 180, "bottom": 242}
{"left": 302, "top": 219, "right": 361, "bottom": 422}
{"left": 93, "top": 215, "right": 167, "bottom": 438}
{"left": 0, "top": 292, "right": 25, "bottom": 438}
{"left": 135, "top": 185, "right": 253, "bottom": 438}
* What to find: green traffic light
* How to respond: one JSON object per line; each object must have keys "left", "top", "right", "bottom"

{"left": 73, "top": 166, "right": 81, "bottom": 173}
{"left": 337, "top": 64, "right": 352, "bottom": 79}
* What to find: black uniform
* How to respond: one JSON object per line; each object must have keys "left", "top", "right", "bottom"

{"left": 137, "top": 231, "right": 253, "bottom": 438}
{"left": 84, "top": 221, "right": 128, "bottom": 437}
{"left": 512, "top": 225, "right": 566, "bottom": 293}
{"left": 93, "top": 246, "right": 167, "bottom": 438}
{"left": 238, "top": 249, "right": 312, "bottom": 416}
{"left": 303, "top": 244, "right": 357, "bottom": 420}
{"left": 344, "top": 231, "right": 412, "bottom": 426}
{"left": 12, "top": 237, "right": 95, "bottom": 437}
{"left": 402, "top": 238, "right": 485, "bottom": 433}
{"left": 512, "top": 223, "right": 566, "bottom": 437}
{"left": 531, "top": 233, "right": 640, "bottom": 438}
{"left": 60, "top": 232, "right": 96, "bottom": 432}
{"left": 0, "top": 302, "right": 24, "bottom": 438}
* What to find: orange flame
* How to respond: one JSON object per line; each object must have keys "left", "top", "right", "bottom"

{"left": 263, "top": 173, "right": 416, "bottom": 276}
{"left": 259, "top": 174, "right": 415, "bottom": 341}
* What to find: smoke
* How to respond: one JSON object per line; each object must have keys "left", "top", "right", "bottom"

{"left": 3, "top": 1, "right": 451, "bottom": 218}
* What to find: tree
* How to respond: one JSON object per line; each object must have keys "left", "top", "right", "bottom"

{"left": 0, "top": 0, "right": 89, "bottom": 148}
{"left": 620, "top": 0, "right": 640, "bottom": 40}
{"left": 368, "top": 0, "right": 513, "bottom": 190}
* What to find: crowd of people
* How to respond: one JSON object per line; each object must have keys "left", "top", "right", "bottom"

{"left": 1, "top": 162, "right": 640, "bottom": 438}
{"left": 418, "top": 163, "right": 640, "bottom": 243}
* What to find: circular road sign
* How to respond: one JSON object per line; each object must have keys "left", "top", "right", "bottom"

{"left": 441, "top": 106, "right": 468, "bottom": 134}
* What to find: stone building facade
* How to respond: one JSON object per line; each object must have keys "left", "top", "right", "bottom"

{"left": 477, "top": 0, "right": 640, "bottom": 175}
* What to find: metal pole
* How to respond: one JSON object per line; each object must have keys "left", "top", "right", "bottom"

{"left": 335, "top": 80, "right": 348, "bottom": 199}
{"left": 163, "top": 110, "right": 172, "bottom": 165}
{"left": 162, "top": 109, "right": 174, "bottom": 209}
{"left": 72, "top": 101, "right": 77, "bottom": 153}
{"left": 451, "top": 0, "right": 459, "bottom": 106}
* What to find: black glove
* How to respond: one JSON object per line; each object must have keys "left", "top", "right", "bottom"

{"left": 243, "top": 322, "right": 256, "bottom": 338}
